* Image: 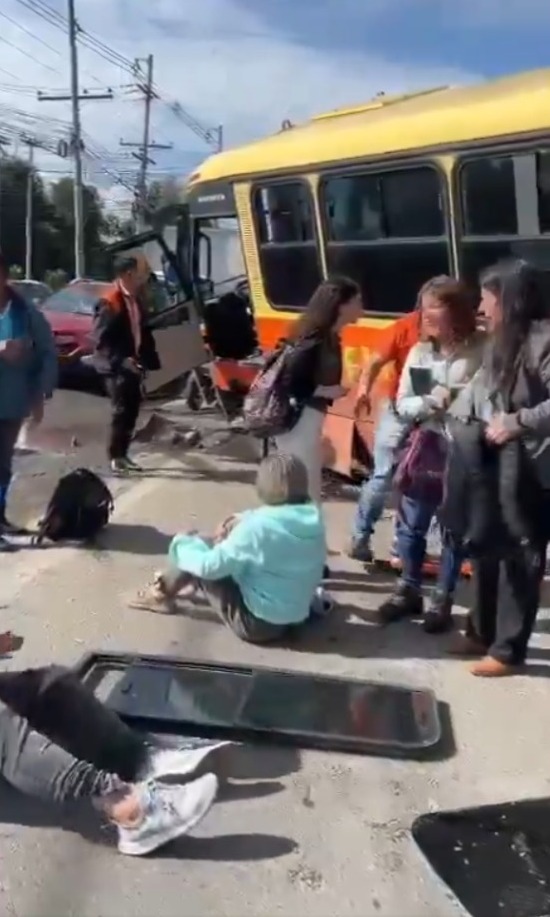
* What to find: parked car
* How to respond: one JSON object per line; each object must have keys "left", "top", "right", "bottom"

{"left": 11, "top": 280, "right": 52, "bottom": 308}
{"left": 41, "top": 281, "right": 108, "bottom": 382}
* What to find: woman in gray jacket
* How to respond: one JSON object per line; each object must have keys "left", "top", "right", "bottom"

{"left": 451, "top": 258, "right": 550, "bottom": 676}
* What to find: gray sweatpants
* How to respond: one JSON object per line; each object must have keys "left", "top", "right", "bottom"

{"left": 162, "top": 568, "right": 288, "bottom": 644}
{"left": 0, "top": 666, "right": 146, "bottom": 804}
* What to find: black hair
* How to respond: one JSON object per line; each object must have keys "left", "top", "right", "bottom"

{"left": 113, "top": 255, "right": 139, "bottom": 277}
{"left": 0, "top": 252, "right": 8, "bottom": 277}
{"left": 287, "top": 276, "right": 360, "bottom": 342}
{"left": 479, "top": 258, "right": 549, "bottom": 384}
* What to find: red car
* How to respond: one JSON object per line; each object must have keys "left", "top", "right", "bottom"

{"left": 41, "top": 281, "right": 109, "bottom": 381}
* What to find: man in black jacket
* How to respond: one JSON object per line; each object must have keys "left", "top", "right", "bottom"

{"left": 93, "top": 256, "right": 160, "bottom": 473}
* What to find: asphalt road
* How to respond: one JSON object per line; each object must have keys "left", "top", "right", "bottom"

{"left": 4, "top": 435, "right": 550, "bottom": 917}
{"left": 10, "top": 386, "right": 259, "bottom": 529}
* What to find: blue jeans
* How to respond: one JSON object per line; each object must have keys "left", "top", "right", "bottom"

{"left": 397, "top": 495, "right": 463, "bottom": 595}
{"left": 354, "top": 403, "right": 408, "bottom": 541}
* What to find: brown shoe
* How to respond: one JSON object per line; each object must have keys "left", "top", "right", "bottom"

{"left": 470, "top": 656, "right": 519, "bottom": 677}
{"left": 447, "top": 634, "right": 486, "bottom": 657}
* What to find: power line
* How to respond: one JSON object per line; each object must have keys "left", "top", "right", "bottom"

{"left": 0, "top": 33, "right": 61, "bottom": 74}
{"left": 119, "top": 55, "right": 173, "bottom": 228}
{"left": 13, "top": 0, "right": 224, "bottom": 150}
{"left": 0, "top": 8, "right": 63, "bottom": 57}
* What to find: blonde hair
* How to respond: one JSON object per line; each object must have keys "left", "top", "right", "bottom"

{"left": 256, "top": 453, "right": 310, "bottom": 505}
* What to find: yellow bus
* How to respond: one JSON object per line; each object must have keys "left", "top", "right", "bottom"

{"left": 184, "top": 68, "right": 550, "bottom": 474}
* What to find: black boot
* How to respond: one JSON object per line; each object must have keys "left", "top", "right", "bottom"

{"left": 423, "top": 592, "right": 454, "bottom": 634}
{"left": 377, "top": 582, "right": 424, "bottom": 625}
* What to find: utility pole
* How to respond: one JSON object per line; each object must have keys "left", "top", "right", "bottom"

{"left": 25, "top": 141, "right": 35, "bottom": 279}
{"left": 37, "top": 0, "right": 112, "bottom": 279}
{"left": 0, "top": 135, "right": 10, "bottom": 251}
{"left": 120, "top": 54, "right": 172, "bottom": 230}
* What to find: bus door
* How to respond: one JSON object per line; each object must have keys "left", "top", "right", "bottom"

{"left": 104, "top": 230, "right": 209, "bottom": 394}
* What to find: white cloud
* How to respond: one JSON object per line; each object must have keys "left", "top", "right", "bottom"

{"left": 0, "top": 0, "right": 481, "bottom": 209}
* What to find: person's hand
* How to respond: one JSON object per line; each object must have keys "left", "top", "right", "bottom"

{"left": 355, "top": 389, "right": 372, "bottom": 417}
{"left": 485, "top": 413, "right": 521, "bottom": 445}
{"left": 29, "top": 397, "right": 44, "bottom": 426}
{"left": 0, "top": 339, "right": 28, "bottom": 364}
{"left": 0, "top": 631, "right": 24, "bottom": 656}
{"left": 214, "top": 514, "right": 237, "bottom": 542}
{"left": 122, "top": 357, "right": 141, "bottom": 374}
{"left": 429, "top": 385, "right": 452, "bottom": 411}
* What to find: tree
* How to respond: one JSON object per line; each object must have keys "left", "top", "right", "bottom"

{"left": 49, "top": 177, "right": 107, "bottom": 276}
{"left": 0, "top": 157, "right": 61, "bottom": 278}
{"left": 145, "top": 177, "right": 183, "bottom": 214}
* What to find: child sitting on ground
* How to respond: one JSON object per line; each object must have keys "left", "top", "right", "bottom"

{"left": 132, "top": 453, "right": 328, "bottom": 644}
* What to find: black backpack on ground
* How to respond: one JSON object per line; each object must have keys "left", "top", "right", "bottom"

{"left": 33, "top": 468, "right": 114, "bottom": 545}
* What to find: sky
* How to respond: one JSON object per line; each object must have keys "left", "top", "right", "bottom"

{"left": 0, "top": 0, "right": 548, "bottom": 216}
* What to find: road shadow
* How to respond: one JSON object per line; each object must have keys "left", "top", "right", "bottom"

{"left": 290, "top": 603, "right": 550, "bottom": 674}
{"left": 94, "top": 523, "right": 172, "bottom": 556}
{"left": 0, "top": 781, "right": 296, "bottom": 860}
{"left": 160, "top": 832, "right": 298, "bottom": 862}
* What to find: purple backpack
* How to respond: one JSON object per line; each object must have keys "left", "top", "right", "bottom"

{"left": 243, "top": 344, "right": 299, "bottom": 438}
{"left": 394, "top": 426, "right": 449, "bottom": 505}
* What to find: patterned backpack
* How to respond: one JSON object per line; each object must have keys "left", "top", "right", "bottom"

{"left": 243, "top": 344, "right": 299, "bottom": 438}
{"left": 394, "top": 426, "right": 449, "bottom": 505}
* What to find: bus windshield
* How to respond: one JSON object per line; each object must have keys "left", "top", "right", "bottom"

{"left": 195, "top": 217, "right": 246, "bottom": 298}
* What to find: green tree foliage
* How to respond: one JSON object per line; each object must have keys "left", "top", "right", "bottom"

{"left": 0, "top": 155, "right": 132, "bottom": 280}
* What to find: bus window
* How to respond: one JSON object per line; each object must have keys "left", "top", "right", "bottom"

{"left": 537, "top": 151, "right": 550, "bottom": 234}
{"left": 253, "top": 181, "right": 322, "bottom": 309}
{"left": 321, "top": 165, "right": 449, "bottom": 314}
{"left": 461, "top": 156, "right": 518, "bottom": 236}
{"left": 459, "top": 151, "right": 550, "bottom": 284}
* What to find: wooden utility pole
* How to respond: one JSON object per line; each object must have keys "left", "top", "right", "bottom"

{"left": 0, "top": 135, "right": 10, "bottom": 250}
{"left": 120, "top": 54, "right": 172, "bottom": 230}
{"left": 25, "top": 141, "right": 35, "bottom": 279}
{"left": 37, "top": 0, "right": 112, "bottom": 278}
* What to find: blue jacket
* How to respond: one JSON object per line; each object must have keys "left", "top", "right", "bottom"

{"left": 168, "top": 502, "right": 326, "bottom": 625}
{"left": 0, "top": 290, "right": 58, "bottom": 420}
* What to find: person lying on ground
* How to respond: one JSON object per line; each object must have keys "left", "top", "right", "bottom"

{"left": 0, "top": 639, "right": 225, "bottom": 856}
{"left": 131, "top": 453, "right": 328, "bottom": 643}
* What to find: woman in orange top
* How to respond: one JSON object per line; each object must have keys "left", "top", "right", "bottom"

{"left": 349, "top": 307, "right": 420, "bottom": 561}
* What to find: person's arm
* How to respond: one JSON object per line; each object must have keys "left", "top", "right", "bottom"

{"left": 93, "top": 299, "right": 128, "bottom": 374}
{"left": 356, "top": 322, "right": 403, "bottom": 410}
{"left": 515, "top": 341, "right": 550, "bottom": 435}
{"left": 169, "top": 518, "right": 255, "bottom": 581}
{"left": 27, "top": 305, "right": 58, "bottom": 403}
{"left": 395, "top": 346, "right": 444, "bottom": 421}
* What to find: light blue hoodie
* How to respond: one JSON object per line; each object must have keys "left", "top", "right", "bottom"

{"left": 168, "top": 502, "right": 326, "bottom": 625}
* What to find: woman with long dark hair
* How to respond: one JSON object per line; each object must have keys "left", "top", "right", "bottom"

{"left": 451, "top": 258, "right": 550, "bottom": 676}
{"left": 275, "top": 277, "right": 362, "bottom": 503}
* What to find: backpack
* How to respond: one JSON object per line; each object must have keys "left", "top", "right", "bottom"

{"left": 33, "top": 469, "right": 114, "bottom": 545}
{"left": 243, "top": 344, "right": 300, "bottom": 438}
{"left": 393, "top": 426, "right": 449, "bottom": 505}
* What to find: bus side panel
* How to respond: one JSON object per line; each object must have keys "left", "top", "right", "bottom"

{"left": 233, "top": 176, "right": 415, "bottom": 477}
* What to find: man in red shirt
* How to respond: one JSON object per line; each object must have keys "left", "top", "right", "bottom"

{"left": 349, "top": 309, "right": 420, "bottom": 561}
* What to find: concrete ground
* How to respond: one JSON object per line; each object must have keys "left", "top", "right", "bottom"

{"left": 2, "top": 424, "right": 550, "bottom": 917}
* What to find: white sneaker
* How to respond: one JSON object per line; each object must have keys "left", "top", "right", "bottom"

{"left": 117, "top": 773, "right": 218, "bottom": 856}
{"left": 140, "top": 741, "right": 233, "bottom": 783}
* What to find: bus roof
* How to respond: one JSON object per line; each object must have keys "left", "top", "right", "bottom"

{"left": 192, "top": 68, "right": 550, "bottom": 182}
